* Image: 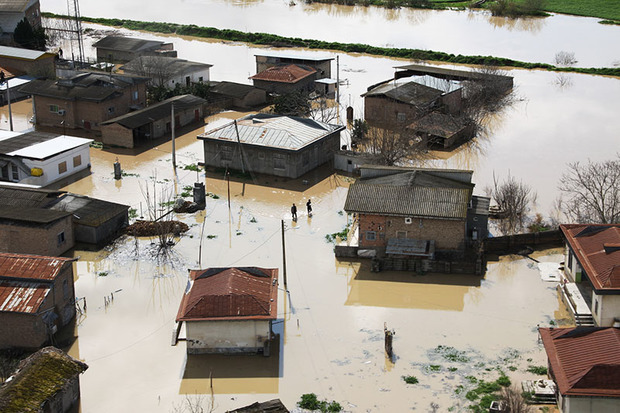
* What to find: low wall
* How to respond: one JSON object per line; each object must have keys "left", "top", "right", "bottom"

{"left": 484, "top": 230, "right": 562, "bottom": 255}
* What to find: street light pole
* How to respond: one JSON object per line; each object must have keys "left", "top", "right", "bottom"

{"left": 1, "top": 71, "right": 13, "bottom": 131}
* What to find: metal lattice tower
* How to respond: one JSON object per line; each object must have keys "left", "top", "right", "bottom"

{"left": 66, "top": 0, "right": 85, "bottom": 64}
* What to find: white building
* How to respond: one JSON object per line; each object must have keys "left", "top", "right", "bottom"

{"left": 176, "top": 267, "right": 278, "bottom": 355}
{"left": 0, "top": 130, "right": 92, "bottom": 187}
{"left": 121, "top": 56, "right": 211, "bottom": 88}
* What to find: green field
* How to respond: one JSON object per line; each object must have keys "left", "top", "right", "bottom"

{"left": 541, "top": 0, "right": 620, "bottom": 21}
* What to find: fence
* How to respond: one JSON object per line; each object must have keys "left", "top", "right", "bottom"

{"left": 483, "top": 230, "right": 562, "bottom": 255}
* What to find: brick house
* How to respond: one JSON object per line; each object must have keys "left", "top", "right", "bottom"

{"left": 249, "top": 64, "right": 317, "bottom": 95}
{"left": 362, "top": 76, "right": 463, "bottom": 130}
{"left": 0, "top": 253, "right": 77, "bottom": 349}
{"left": 92, "top": 35, "right": 176, "bottom": 63}
{"left": 344, "top": 166, "right": 488, "bottom": 254}
{"left": 199, "top": 113, "right": 345, "bottom": 179}
{"left": 559, "top": 224, "right": 620, "bottom": 327}
{"left": 0, "top": 346, "right": 88, "bottom": 412}
{"left": 176, "top": 267, "right": 278, "bottom": 355}
{"left": 19, "top": 71, "right": 149, "bottom": 135}
{"left": 539, "top": 327, "right": 620, "bottom": 413}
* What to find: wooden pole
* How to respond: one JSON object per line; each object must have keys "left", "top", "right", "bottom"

{"left": 281, "top": 219, "right": 288, "bottom": 289}
{"left": 171, "top": 102, "right": 176, "bottom": 168}
{"left": 233, "top": 119, "right": 245, "bottom": 174}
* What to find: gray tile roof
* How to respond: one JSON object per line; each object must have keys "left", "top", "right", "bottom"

{"left": 208, "top": 81, "right": 260, "bottom": 99}
{"left": 362, "top": 80, "right": 444, "bottom": 107}
{"left": 198, "top": 113, "right": 344, "bottom": 151}
{"left": 344, "top": 170, "right": 473, "bottom": 219}
{"left": 121, "top": 56, "right": 212, "bottom": 77}
{"left": 92, "top": 36, "right": 167, "bottom": 53}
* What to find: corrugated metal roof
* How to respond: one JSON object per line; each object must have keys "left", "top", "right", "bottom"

{"left": 407, "top": 112, "right": 470, "bottom": 138}
{"left": 49, "top": 194, "right": 128, "bottom": 227}
{"left": 92, "top": 36, "right": 167, "bottom": 52}
{"left": 344, "top": 170, "right": 473, "bottom": 219}
{"left": 540, "top": 327, "right": 620, "bottom": 397}
{"left": 0, "top": 45, "right": 51, "bottom": 60}
{"left": 255, "top": 52, "right": 334, "bottom": 62}
{"left": 198, "top": 113, "right": 344, "bottom": 151}
{"left": 250, "top": 64, "right": 316, "bottom": 83}
{"left": 209, "top": 81, "right": 262, "bottom": 99}
{"left": 0, "top": 252, "right": 74, "bottom": 281}
{"left": 121, "top": 56, "right": 212, "bottom": 77}
{"left": 362, "top": 80, "right": 444, "bottom": 106}
{"left": 0, "top": 206, "right": 71, "bottom": 224}
{"left": 0, "top": 280, "right": 50, "bottom": 313}
{"left": 561, "top": 224, "right": 620, "bottom": 290}
{"left": 176, "top": 267, "right": 278, "bottom": 322}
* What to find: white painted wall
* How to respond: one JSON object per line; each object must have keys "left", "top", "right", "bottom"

{"left": 597, "top": 294, "right": 620, "bottom": 327}
{"left": 166, "top": 68, "right": 210, "bottom": 89}
{"left": 19, "top": 144, "right": 91, "bottom": 187}
{"left": 564, "top": 394, "right": 620, "bottom": 413}
{"left": 186, "top": 319, "right": 270, "bottom": 353}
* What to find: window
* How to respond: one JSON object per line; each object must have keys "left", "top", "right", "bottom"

{"left": 57, "top": 231, "right": 66, "bottom": 246}
{"left": 397, "top": 112, "right": 406, "bottom": 122}
{"left": 568, "top": 252, "right": 573, "bottom": 271}
{"left": 73, "top": 155, "right": 82, "bottom": 167}
{"left": 397, "top": 231, "right": 407, "bottom": 239}
{"left": 63, "top": 280, "right": 69, "bottom": 299}
{"left": 185, "top": 76, "right": 191, "bottom": 87}
{"left": 58, "top": 161, "right": 67, "bottom": 174}
{"left": 108, "top": 107, "right": 115, "bottom": 114}
{"left": 365, "top": 231, "right": 376, "bottom": 241}
{"left": 274, "top": 155, "right": 286, "bottom": 170}
{"left": 133, "top": 91, "right": 139, "bottom": 101}
{"left": 220, "top": 146, "right": 232, "bottom": 161}
{"left": 594, "top": 299, "right": 598, "bottom": 315}
{"left": 49, "top": 104, "right": 59, "bottom": 113}
{"left": 198, "top": 77, "right": 203, "bottom": 82}
{"left": 11, "top": 164, "right": 18, "bottom": 181}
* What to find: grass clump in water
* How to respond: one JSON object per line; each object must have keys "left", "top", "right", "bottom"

{"left": 297, "top": 393, "right": 342, "bottom": 412}
{"left": 526, "top": 365, "right": 548, "bottom": 375}
{"left": 435, "top": 345, "right": 470, "bottom": 363}
{"left": 402, "top": 375, "right": 419, "bottom": 384}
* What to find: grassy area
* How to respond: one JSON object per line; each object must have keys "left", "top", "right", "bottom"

{"left": 542, "top": 0, "right": 620, "bottom": 21}
{"left": 47, "top": 14, "right": 620, "bottom": 76}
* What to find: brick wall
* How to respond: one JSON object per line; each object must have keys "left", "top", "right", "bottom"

{"left": 101, "top": 123, "right": 134, "bottom": 148}
{"left": 0, "top": 217, "right": 74, "bottom": 256}
{"left": 0, "top": 312, "right": 48, "bottom": 349}
{"left": 359, "top": 213, "right": 465, "bottom": 250}
{"left": 364, "top": 96, "right": 425, "bottom": 129}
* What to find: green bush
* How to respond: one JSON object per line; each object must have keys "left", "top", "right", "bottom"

{"left": 403, "top": 375, "right": 419, "bottom": 384}
{"left": 526, "top": 365, "right": 548, "bottom": 375}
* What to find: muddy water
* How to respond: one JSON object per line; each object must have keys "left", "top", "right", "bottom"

{"left": 43, "top": 0, "right": 620, "bottom": 67}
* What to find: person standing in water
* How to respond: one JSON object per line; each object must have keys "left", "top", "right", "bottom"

{"left": 306, "top": 199, "right": 312, "bottom": 217}
{"left": 291, "top": 203, "right": 297, "bottom": 221}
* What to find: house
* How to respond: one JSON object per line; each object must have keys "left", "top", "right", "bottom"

{"left": 0, "top": 45, "right": 55, "bottom": 77}
{"left": 198, "top": 113, "right": 345, "bottom": 179}
{"left": 249, "top": 64, "right": 317, "bottom": 95}
{"left": 121, "top": 55, "right": 211, "bottom": 87}
{"left": 255, "top": 53, "right": 333, "bottom": 79}
{"left": 559, "top": 224, "right": 620, "bottom": 327}
{"left": 407, "top": 112, "right": 475, "bottom": 149}
{"left": 207, "top": 81, "right": 266, "bottom": 109}
{"left": 0, "top": 184, "right": 129, "bottom": 254}
{"left": 19, "top": 71, "right": 149, "bottom": 134}
{"left": 0, "top": 346, "right": 88, "bottom": 412}
{"left": 0, "top": 66, "right": 35, "bottom": 105}
{"left": 101, "top": 94, "right": 207, "bottom": 149}
{"left": 343, "top": 166, "right": 489, "bottom": 253}
{"left": 539, "top": 327, "right": 620, "bottom": 413}
{"left": 0, "top": 130, "right": 92, "bottom": 187}
{"left": 0, "top": 0, "right": 41, "bottom": 45}
{"left": 176, "top": 267, "right": 278, "bottom": 355}
{"left": 0, "top": 253, "right": 77, "bottom": 349}
{"left": 228, "top": 399, "right": 289, "bottom": 413}
{"left": 362, "top": 76, "right": 463, "bottom": 129}
{"left": 92, "top": 35, "right": 176, "bottom": 63}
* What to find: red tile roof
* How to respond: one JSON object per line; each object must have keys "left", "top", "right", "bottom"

{"left": 249, "top": 64, "right": 316, "bottom": 84}
{"left": 0, "top": 253, "right": 74, "bottom": 282}
{"left": 561, "top": 224, "right": 620, "bottom": 290}
{"left": 540, "top": 327, "right": 620, "bottom": 397}
{"left": 176, "top": 267, "right": 278, "bottom": 322}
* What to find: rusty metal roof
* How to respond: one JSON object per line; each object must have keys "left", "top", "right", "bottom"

{"left": 176, "top": 267, "right": 278, "bottom": 322}
{"left": 250, "top": 64, "right": 316, "bottom": 84}
{"left": 560, "top": 224, "right": 620, "bottom": 291}
{"left": 540, "top": 327, "right": 620, "bottom": 397}
{"left": 0, "top": 280, "right": 50, "bottom": 314}
{"left": 0, "top": 253, "right": 74, "bottom": 282}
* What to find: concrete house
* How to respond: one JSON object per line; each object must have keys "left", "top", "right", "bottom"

{"left": 101, "top": 94, "right": 206, "bottom": 149}
{"left": 255, "top": 53, "right": 333, "bottom": 79}
{"left": 0, "top": 185, "right": 129, "bottom": 254}
{"left": 0, "top": 253, "right": 77, "bottom": 349}
{"left": 0, "top": 45, "right": 55, "bottom": 78}
{"left": 19, "top": 71, "right": 149, "bottom": 134}
{"left": 0, "top": 130, "right": 92, "bottom": 187}
{"left": 92, "top": 35, "right": 176, "bottom": 63}
{"left": 539, "top": 327, "right": 620, "bottom": 413}
{"left": 344, "top": 166, "right": 489, "bottom": 254}
{"left": 559, "top": 224, "right": 620, "bottom": 327}
{"left": 176, "top": 267, "right": 278, "bottom": 355}
{"left": 207, "top": 81, "right": 267, "bottom": 109}
{"left": 250, "top": 64, "right": 317, "bottom": 95}
{"left": 362, "top": 75, "right": 463, "bottom": 130}
{"left": 199, "top": 113, "right": 345, "bottom": 179}
{"left": 121, "top": 55, "right": 212, "bottom": 87}
{"left": 0, "top": 346, "right": 88, "bottom": 412}
{"left": 0, "top": 0, "right": 41, "bottom": 45}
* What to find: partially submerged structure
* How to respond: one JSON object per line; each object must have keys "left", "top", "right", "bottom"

{"left": 0, "top": 45, "right": 55, "bottom": 78}
{"left": 176, "top": 267, "right": 278, "bottom": 355}
{"left": 250, "top": 64, "right": 317, "bottom": 95}
{"left": 199, "top": 113, "right": 345, "bottom": 179}
{"left": 93, "top": 35, "right": 176, "bottom": 63}
{"left": 0, "top": 254, "right": 76, "bottom": 349}
{"left": 121, "top": 55, "right": 212, "bottom": 87}
{"left": 101, "top": 94, "right": 207, "bottom": 149}
{"left": 539, "top": 327, "right": 620, "bottom": 413}
{"left": 559, "top": 224, "right": 620, "bottom": 327}
{"left": 0, "top": 346, "right": 88, "bottom": 412}
{"left": 0, "top": 130, "right": 92, "bottom": 187}
{"left": 255, "top": 53, "right": 333, "bottom": 79}
{"left": 228, "top": 399, "right": 289, "bottom": 413}
{"left": 207, "top": 81, "right": 267, "bottom": 109}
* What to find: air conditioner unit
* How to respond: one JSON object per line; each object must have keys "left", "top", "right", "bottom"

{"left": 405, "top": 217, "right": 413, "bottom": 224}
{"left": 58, "top": 109, "right": 66, "bottom": 115}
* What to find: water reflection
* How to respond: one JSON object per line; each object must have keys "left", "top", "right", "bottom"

{"left": 486, "top": 14, "right": 546, "bottom": 33}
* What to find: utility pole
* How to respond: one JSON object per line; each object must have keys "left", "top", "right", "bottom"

{"left": 281, "top": 220, "right": 288, "bottom": 289}
{"left": 6, "top": 77, "right": 12, "bottom": 131}
{"left": 233, "top": 119, "right": 245, "bottom": 174}
{"left": 171, "top": 102, "right": 176, "bottom": 168}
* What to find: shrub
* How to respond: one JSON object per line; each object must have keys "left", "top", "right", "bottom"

{"left": 403, "top": 375, "right": 419, "bottom": 384}
{"left": 526, "top": 365, "right": 548, "bottom": 375}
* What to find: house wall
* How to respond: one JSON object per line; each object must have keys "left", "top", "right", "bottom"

{"left": 237, "top": 89, "right": 267, "bottom": 108}
{"left": 25, "top": 1, "right": 42, "bottom": 28}
{"left": 31, "top": 84, "right": 147, "bottom": 133}
{"left": 41, "top": 377, "right": 81, "bottom": 413}
{"left": 593, "top": 294, "right": 620, "bottom": 327}
{"left": 364, "top": 96, "right": 428, "bottom": 129}
{"left": 203, "top": 130, "right": 340, "bottom": 179}
{"left": 0, "top": 217, "right": 74, "bottom": 256}
{"left": 0, "top": 312, "right": 49, "bottom": 349}
{"left": 0, "top": 55, "right": 55, "bottom": 77}
{"left": 562, "top": 395, "right": 620, "bottom": 413}
{"left": 166, "top": 68, "right": 210, "bottom": 88}
{"left": 100, "top": 123, "right": 134, "bottom": 148}
{"left": 49, "top": 264, "right": 76, "bottom": 326}
{"left": 18, "top": 143, "right": 91, "bottom": 187}
{"left": 252, "top": 75, "right": 316, "bottom": 95}
{"left": 74, "top": 209, "right": 128, "bottom": 246}
{"left": 185, "top": 319, "right": 271, "bottom": 354}
{"left": 358, "top": 213, "right": 465, "bottom": 250}
{"left": 441, "top": 89, "right": 463, "bottom": 115}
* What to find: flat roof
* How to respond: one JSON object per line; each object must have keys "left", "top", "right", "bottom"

{"left": 0, "top": 131, "right": 92, "bottom": 159}
{"left": 0, "top": 45, "right": 53, "bottom": 61}
{"left": 255, "top": 52, "right": 334, "bottom": 62}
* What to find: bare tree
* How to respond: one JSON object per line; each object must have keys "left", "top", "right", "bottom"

{"left": 123, "top": 56, "right": 175, "bottom": 87}
{"left": 554, "top": 51, "right": 578, "bottom": 67}
{"left": 487, "top": 172, "right": 537, "bottom": 235}
{"left": 464, "top": 65, "right": 517, "bottom": 124}
{"left": 170, "top": 393, "right": 214, "bottom": 413}
{"left": 558, "top": 155, "right": 620, "bottom": 224}
{"left": 357, "top": 126, "right": 423, "bottom": 166}
{"left": 500, "top": 385, "right": 534, "bottom": 413}
{"left": 309, "top": 95, "right": 340, "bottom": 124}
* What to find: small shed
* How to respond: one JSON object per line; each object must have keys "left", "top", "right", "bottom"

{"left": 0, "top": 347, "right": 88, "bottom": 413}
{"left": 407, "top": 112, "right": 474, "bottom": 149}
{"left": 176, "top": 267, "right": 278, "bottom": 355}
{"left": 250, "top": 64, "right": 317, "bottom": 95}
{"left": 208, "top": 81, "right": 267, "bottom": 109}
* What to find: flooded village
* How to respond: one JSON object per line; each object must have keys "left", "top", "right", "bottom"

{"left": 1, "top": 0, "right": 620, "bottom": 412}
